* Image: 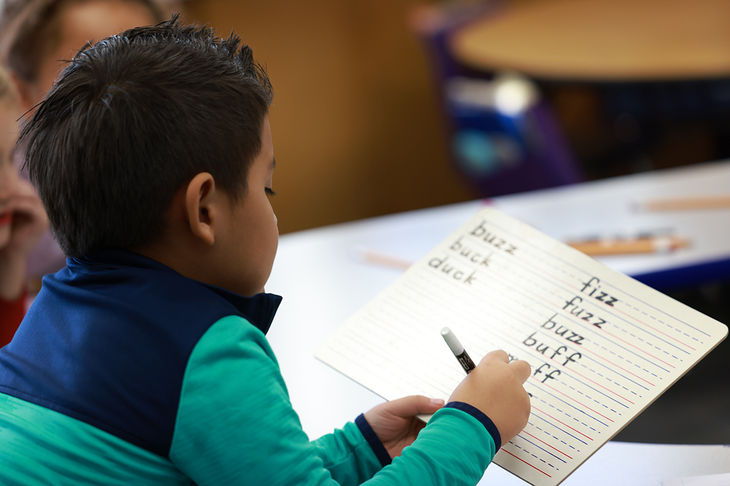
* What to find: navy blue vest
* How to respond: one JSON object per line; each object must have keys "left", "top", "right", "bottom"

{"left": 0, "top": 250, "right": 281, "bottom": 456}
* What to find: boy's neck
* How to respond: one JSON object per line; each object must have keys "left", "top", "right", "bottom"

{"left": 135, "top": 236, "right": 211, "bottom": 287}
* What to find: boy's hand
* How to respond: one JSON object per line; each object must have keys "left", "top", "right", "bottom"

{"left": 1, "top": 178, "right": 48, "bottom": 259}
{"left": 363, "top": 395, "right": 444, "bottom": 458}
{"left": 448, "top": 350, "right": 531, "bottom": 444}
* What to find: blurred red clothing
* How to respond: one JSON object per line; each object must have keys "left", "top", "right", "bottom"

{"left": 0, "top": 291, "right": 25, "bottom": 346}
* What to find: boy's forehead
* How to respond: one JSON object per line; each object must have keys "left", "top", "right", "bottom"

{"left": 251, "top": 154, "right": 275, "bottom": 175}
{"left": 257, "top": 117, "right": 274, "bottom": 167}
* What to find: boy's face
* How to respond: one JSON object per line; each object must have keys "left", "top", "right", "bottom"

{"left": 0, "top": 107, "right": 19, "bottom": 248}
{"left": 216, "top": 116, "right": 278, "bottom": 296}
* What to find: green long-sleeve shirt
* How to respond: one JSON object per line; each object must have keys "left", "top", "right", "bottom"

{"left": 0, "top": 251, "right": 498, "bottom": 484}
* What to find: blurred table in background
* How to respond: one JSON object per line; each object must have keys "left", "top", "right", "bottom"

{"left": 421, "top": 0, "right": 730, "bottom": 187}
{"left": 451, "top": 0, "right": 730, "bottom": 81}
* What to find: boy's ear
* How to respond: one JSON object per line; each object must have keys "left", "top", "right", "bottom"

{"left": 184, "top": 172, "right": 218, "bottom": 246}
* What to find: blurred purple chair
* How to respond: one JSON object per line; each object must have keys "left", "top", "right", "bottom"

{"left": 410, "top": 2, "right": 584, "bottom": 196}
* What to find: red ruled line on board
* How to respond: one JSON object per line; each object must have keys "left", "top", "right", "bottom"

{"left": 541, "top": 381, "right": 615, "bottom": 424}
{"left": 501, "top": 447, "right": 552, "bottom": 478}
{"left": 521, "top": 430, "right": 574, "bottom": 460}
{"left": 613, "top": 306, "right": 696, "bottom": 352}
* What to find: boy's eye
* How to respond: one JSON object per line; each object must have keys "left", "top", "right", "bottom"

{"left": 265, "top": 187, "right": 276, "bottom": 197}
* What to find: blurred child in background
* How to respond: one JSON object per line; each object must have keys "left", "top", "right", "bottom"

{"left": 0, "top": 0, "right": 162, "bottom": 278}
{"left": 0, "top": 67, "right": 47, "bottom": 344}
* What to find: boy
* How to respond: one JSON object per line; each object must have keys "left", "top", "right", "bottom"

{"left": 0, "top": 67, "right": 48, "bottom": 342}
{"left": 0, "top": 17, "right": 531, "bottom": 485}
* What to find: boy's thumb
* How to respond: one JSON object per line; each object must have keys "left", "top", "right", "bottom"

{"left": 390, "top": 395, "right": 444, "bottom": 416}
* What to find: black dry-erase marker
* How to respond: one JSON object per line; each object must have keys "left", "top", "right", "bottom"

{"left": 441, "top": 327, "right": 476, "bottom": 374}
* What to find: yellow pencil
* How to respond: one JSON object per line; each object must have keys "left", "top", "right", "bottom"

{"left": 567, "top": 236, "right": 690, "bottom": 256}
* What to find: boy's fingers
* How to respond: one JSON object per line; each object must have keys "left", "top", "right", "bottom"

{"left": 481, "top": 349, "right": 509, "bottom": 364}
{"left": 480, "top": 350, "right": 531, "bottom": 383}
{"left": 509, "top": 360, "right": 532, "bottom": 383}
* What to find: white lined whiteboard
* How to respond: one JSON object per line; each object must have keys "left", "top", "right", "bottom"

{"left": 315, "top": 207, "right": 727, "bottom": 486}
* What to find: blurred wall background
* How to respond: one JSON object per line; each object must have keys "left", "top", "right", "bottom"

{"left": 173, "top": 0, "right": 730, "bottom": 234}
{"left": 181, "top": 0, "right": 478, "bottom": 234}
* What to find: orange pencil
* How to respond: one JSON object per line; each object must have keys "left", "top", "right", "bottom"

{"left": 643, "top": 195, "right": 730, "bottom": 211}
{"left": 567, "top": 236, "right": 690, "bottom": 256}
{"left": 359, "top": 249, "right": 412, "bottom": 270}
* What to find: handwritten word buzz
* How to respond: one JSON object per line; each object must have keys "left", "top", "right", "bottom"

{"left": 541, "top": 313, "right": 585, "bottom": 345}
{"left": 468, "top": 221, "right": 518, "bottom": 255}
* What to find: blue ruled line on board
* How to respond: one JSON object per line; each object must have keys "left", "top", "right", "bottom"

{"left": 534, "top": 385, "right": 610, "bottom": 427}
{"left": 530, "top": 410, "right": 588, "bottom": 446}
{"left": 516, "top": 434, "right": 568, "bottom": 464}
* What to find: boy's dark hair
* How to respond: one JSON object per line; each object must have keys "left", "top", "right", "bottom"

{"left": 20, "top": 16, "right": 273, "bottom": 257}
{"left": 0, "top": 0, "right": 163, "bottom": 83}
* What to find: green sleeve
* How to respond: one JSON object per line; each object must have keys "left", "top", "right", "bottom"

{"left": 366, "top": 407, "right": 497, "bottom": 485}
{"left": 169, "top": 315, "right": 496, "bottom": 486}
{"left": 310, "top": 421, "right": 384, "bottom": 484}
{"left": 169, "top": 316, "right": 381, "bottom": 486}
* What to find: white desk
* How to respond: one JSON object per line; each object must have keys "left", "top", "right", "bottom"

{"left": 488, "top": 161, "right": 730, "bottom": 289}
{"left": 265, "top": 161, "right": 730, "bottom": 485}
